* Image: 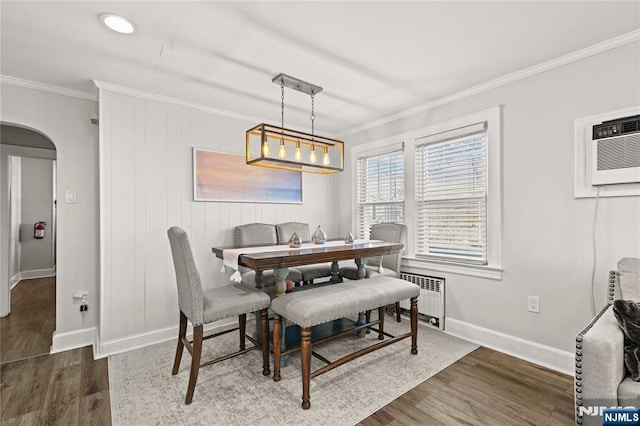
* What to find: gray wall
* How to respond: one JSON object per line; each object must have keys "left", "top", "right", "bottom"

{"left": 0, "top": 84, "right": 99, "bottom": 345}
{"left": 19, "top": 157, "right": 54, "bottom": 272}
{"left": 337, "top": 41, "right": 640, "bottom": 365}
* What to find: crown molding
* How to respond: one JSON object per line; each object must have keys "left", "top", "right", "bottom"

{"left": 93, "top": 80, "right": 274, "bottom": 126}
{"left": 339, "top": 29, "right": 640, "bottom": 138}
{"left": 0, "top": 75, "right": 97, "bottom": 101}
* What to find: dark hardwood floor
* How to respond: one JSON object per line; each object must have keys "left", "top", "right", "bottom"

{"left": 1, "top": 281, "right": 574, "bottom": 425}
{"left": 1, "top": 277, "right": 56, "bottom": 364}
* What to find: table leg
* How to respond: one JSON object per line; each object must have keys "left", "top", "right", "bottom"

{"left": 274, "top": 267, "right": 289, "bottom": 296}
{"left": 330, "top": 261, "right": 342, "bottom": 283}
{"left": 355, "top": 258, "right": 367, "bottom": 280}
{"left": 355, "top": 258, "right": 367, "bottom": 336}
{"left": 274, "top": 267, "right": 290, "bottom": 367}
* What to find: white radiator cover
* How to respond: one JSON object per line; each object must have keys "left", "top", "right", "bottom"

{"left": 399, "top": 272, "right": 445, "bottom": 330}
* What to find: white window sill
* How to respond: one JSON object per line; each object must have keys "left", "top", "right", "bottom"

{"left": 401, "top": 257, "right": 503, "bottom": 280}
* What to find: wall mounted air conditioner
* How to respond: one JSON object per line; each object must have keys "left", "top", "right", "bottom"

{"left": 591, "top": 114, "right": 640, "bottom": 185}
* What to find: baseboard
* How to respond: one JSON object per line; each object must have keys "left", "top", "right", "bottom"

{"left": 14, "top": 268, "right": 56, "bottom": 283}
{"left": 444, "top": 318, "right": 574, "bottom": 376}
{"left": 51, "top": 327, "right": 97, "bottom": 354}
{"left": 10, "top": 273, "right": 20, "bottom": 290}
{"left": 96, "top": 317, "right": 237, "bottom": 359}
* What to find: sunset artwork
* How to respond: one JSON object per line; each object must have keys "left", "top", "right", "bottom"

{"left": 193, "top": 149, "right": 302, "bottom": 203}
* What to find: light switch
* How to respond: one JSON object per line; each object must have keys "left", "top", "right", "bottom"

{"left": 65, "top": 189, "right": 77, "bottom": 204}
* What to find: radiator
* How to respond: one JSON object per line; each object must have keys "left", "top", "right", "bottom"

{"left": 398, "top": 272, "right": 445, "bottom": 330}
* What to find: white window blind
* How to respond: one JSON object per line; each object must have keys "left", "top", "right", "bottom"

{"left": 357, "top": 150, "right": 404, "bottom": 239}
{"left": 415, "top": 130, "right": 487, "bottom": 264}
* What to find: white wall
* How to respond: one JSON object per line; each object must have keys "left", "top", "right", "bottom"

{"left": 337, "top": 41, "right": 640, "bottom": 371}
{"left": 0, "top": 84, "right": 99, "bottom": 349}
{"left": 19, "top": 157, "right": 55, "bottom": 272}
{"left": 98, "top": 87, "right": 338, "bottom": 356}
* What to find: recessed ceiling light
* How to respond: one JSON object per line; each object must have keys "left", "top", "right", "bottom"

{"left": 99, "top": 13, "right": 137, "bottom": 34}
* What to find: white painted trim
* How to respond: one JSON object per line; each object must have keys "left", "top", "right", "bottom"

{"left": 12, "top": 268, "right": 57, "bottom": 282}
{"left": 10, "top": 273, "right": 20, "bottom": 290}
{"left": 403, "top": 258, "right": 503, "bottom": 281}
{"left": 96, "top": 317, "right": 237, "bottom": 359}
{"left": 94, "top": 80, "right": 279, "bottom": 131}
{"left": 0, "top": 75, "right": 97, "bottom": 101}
{"left": 340, "top": 29, "right": 640, "bottom": 137}
{"left": 445, "top": 317, "right": 574, "bottom": 375}
{"left": 573, "top": 105, "right": 640, "bottom": 198}
{"left": 51, "top": 327, "right": 97, "bottom": 354}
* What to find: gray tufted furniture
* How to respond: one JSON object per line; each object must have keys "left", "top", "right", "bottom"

{"left": 575, "top": 258, "right": 640, "bottom": 425}
{"left": 276, "top": 222, "right": 334, "bottom": 284}
{"left": 270, "top": 276, "right": 420, "bottom": 409}
{"left": 339, "top": 223, "right": 407, "bottom": 321}
{"left": 234, "top": 223, "right": 302, "bottom": 287}
{"left": 167, "top": 226, "right": 271, "bottom": 404}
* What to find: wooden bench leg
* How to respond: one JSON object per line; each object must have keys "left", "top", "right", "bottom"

{"left": 301, "top": 327, "right": 311, "bottom": 410}
{"left": 378, "top": 306, "right": 385, "bottom": 340}
{"left": 410, "top": 297, "right": 418, "bottom": 355}
{"left": 186, "top": 324, "right": 203, "bottom": 404}
{"left": 239, "top": 313, "right": 246, "bottom": 350}
{"left": 395, "top": 301, "right": 402, "bottom": 322}
{"left": 261, "top": 310, "right": 270, "bottom": 376}
{"left": 273, "top": 314, "right": 282, "bottom": 382}
{"left": 172, "top": 311, "right": 187, "bottom": 375}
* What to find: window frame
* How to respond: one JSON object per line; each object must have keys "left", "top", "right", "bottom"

{"left": 350, "top": 106, "right": 502, "bottom": 280}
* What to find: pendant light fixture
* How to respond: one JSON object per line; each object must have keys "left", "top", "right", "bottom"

{"left": 246, "top": 73, "right": 344, "bottom": 174}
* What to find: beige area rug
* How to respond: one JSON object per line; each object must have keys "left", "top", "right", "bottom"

{"left": 109, "top": 316, "right": 478, "bottom": 426}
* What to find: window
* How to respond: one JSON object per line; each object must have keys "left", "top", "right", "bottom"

{"left": 415, "top": 129, "right": 487, "bottom": 264}
{"left": 350, "top": 106, "right": 502, "bottom": 279}
{"left": 356, "top": 150, "right": 404, "bottom": 239}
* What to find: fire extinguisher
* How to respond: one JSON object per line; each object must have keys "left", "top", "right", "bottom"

{"left": 34, "top": 222, "right": 46, "bottom": 239}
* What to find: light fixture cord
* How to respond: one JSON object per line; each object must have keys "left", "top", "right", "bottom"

{"left": 310, "top": 90, "right": 315, "bottom": 136}
{"left": 281, "top": 79, "right": 285, "bottom": 144}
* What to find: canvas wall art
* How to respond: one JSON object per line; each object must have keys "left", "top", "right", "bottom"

{"left": 193, "top": 149, "right": 302, "bottom": 203}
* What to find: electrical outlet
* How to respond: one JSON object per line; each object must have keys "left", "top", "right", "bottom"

{"left": 73, "top": 291, "right": 89, "bottom": 304}
{"left": 528, "top": 296, "right": 540, "bottom": 313}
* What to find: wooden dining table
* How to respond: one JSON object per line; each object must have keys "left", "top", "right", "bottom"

{"left": 212, "top": 240, "right": 404, "bottom": 362}
{"left": 212, "top": 240, "right": 404, "bottom": 296}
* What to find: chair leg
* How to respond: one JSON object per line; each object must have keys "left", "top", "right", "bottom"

{"left": 239, "top": 313, "right": 246, "bottom": 351}
{"left": 395, "top": 301, "right": 402, "bottom": 322}
{"left": 185, "top": 324, "right": 203, "bottom": 404}
{"left": 260, "top": 309, "right": 270, "bottom": 376}
{"left": 273, "top": 314, "right": 282, "bottom": 382}
{"left": 365, "top": 310, "right": 371, "bottom": 334}
{"left": 172, "top": 311, "right": 187, "bottom": 375}
{"left": 301, "top": 327, "right": 311, "bottom": 410}
{"left": 410, "top": 297, "right": 418, "bottom": 355}
{"left": 378, "top": 306, "right": 385, "bottom": 340}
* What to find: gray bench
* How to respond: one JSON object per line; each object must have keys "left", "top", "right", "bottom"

{"left": 270, "top": 276, "right": 420, "bottom": 409}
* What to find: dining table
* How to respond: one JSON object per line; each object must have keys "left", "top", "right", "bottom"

{"left": 212, "top": 239, "right": 404, "bottom": 296}
{"left": 212, "top": 239, "right": 404, "bottom": 363}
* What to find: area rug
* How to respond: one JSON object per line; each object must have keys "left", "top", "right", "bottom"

{"left": 108, "top": 317, "right": 478, "bottom": 426}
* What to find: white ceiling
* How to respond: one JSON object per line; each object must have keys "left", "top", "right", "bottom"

{"left": 1, "top": 1, "right": 639, "bottom": 135}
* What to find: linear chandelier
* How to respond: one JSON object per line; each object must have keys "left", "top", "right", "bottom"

{"left": 246, "top": 73, "right": 344, "bottom": 174}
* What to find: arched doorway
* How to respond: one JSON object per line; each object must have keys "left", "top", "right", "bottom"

{"left": 0, "top": 123, "right": 57, "bottom": 363}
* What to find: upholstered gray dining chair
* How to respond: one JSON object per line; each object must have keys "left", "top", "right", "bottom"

{"left": 167, "top": 226, "right": 271, "bottom": 404}
{"left": 276, "top": 222, "right": 334, "bottom": 285}
{"left": 339, "top": 222, "right": 407, "bottom": 321}
{"left": 234, "top": 223, "right": 302, "bottom": 287}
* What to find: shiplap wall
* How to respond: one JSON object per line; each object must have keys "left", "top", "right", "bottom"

{"left": 99, "top": 88, "right": 338, "bottom": 355}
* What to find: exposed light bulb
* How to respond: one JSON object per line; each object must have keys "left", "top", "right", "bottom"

{"left": 322, "top": 148, "right": 330, "bottom": 166}
{"left": 294, "top": 142, "right": 302, "bottom": 161}
{"left": 262, "top": 141, "right": 270, "bottom": 157}
{"left": 309, "top": 146, "right": 317, "bottom": 163}
{"left": 278, "top": 142, "right": 287, "bottom": 159}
